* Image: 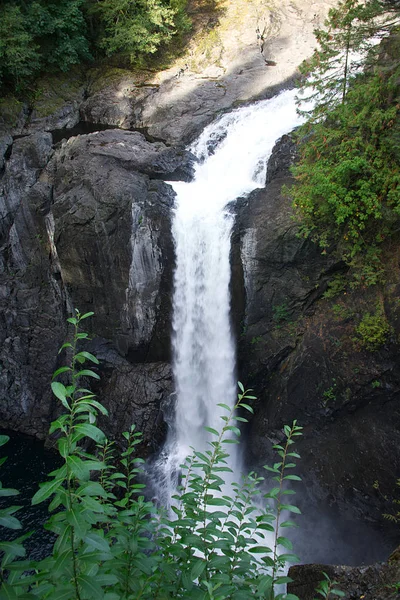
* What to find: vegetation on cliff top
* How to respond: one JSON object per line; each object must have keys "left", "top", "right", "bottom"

{"left": 290, "top": 0, "right": 400, "bottom": 287}
{"left": 0, "top": 0, "right": 190, "bottom": 94}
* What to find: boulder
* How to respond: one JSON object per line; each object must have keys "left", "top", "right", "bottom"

{"left": 288, "top": 547, "right": 400, "bottom": 599}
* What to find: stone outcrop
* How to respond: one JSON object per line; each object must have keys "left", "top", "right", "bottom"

{"left": 0, "top": 132, "right": 66, "bottom": 437}
{"left": 0, "top": 0, "right": 336, "bottom": 144}
{"left": 234, "top": 133, "right": 400, "bottom": 559}
{"left": 288, "top": 547, "right": 400, "bottom": 599}
{"left": 0, "top": 128, "right": 193, "bottom": 448}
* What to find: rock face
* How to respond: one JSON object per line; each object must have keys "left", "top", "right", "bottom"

{"left": 0, "top": 132, "right": 66, "bottom": 437}
{"left": 288, "top": 547, "right": 400, "bottom": 599}
{"left": 0, "top": 1, "right": 336, "bottom": 144}
{"left": 0, "top": 128, "right": 193, "bottom": 448}
{"left": 48, "top": 130, "right": 194, "bottom": 362}
{"left": 235, "top": 134, "right": 400, "bottom": 560}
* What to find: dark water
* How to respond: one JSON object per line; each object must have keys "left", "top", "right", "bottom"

{"left": 0, "top": 430, "right": 62, "bottom": 560}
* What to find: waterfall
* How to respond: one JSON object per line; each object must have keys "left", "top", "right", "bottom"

{"left": 152, "top": 88, "right": 306, "bottom": 504}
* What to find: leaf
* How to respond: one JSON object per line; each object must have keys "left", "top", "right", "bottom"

{"left": 0, "top": 514, "right": 22, "bottom": 530}
{"left": 67, "top": 456, "right": 90, "bottom": 481}
{"left": 280, "top": 520, "right": 297, "bottom": 528}
{"left": 0, "top": 435, "right": 10, "bottom": 447}
{"left": 191, "top": 559, "right": 206, "bottom": 581}
{"left": 84, "top": 533, "right": 110, "bottom": 553}
{"left": 80, "top": 311, "right": 95, "bottom": 320}
{"left": 217, "top": 403, "right": 231, "bottom": 411}
{"left": 225, "top": 425, "right": 240, "bottom": 436}
{"left": 77, "top": 574, "right": 104, "bottom": 598}
{"left": 205, "top": 497, "right": 230, "bottom": 506}
{"left": 277, "top": 536, "right": 293, "bottom": 550}
{"left": 66, "top": 507, "right": 88, "bottom": 540}
{"left": 249, "top": 546, "right": 272, "bottom": 554}
{"left": 204, "top": 427, "right": 219, "bottom": 436}
{"left": 280, "top": 504, "right": 301, "bottom": 514}
{"left": 75, "top": 369, "right": 100, "bottom": 380}
{"left": 74, "top": 351, "right": 99, "bottom": 364}
{"left": 240, "top": 403, "right": 254, "bottom": 413}
{"left": 32, "top": 478, "right": 63, "bottom": 505}
{"left": 47, "top": 586, "right": 76, "bottom": 600}
{"left": 0, "top": 540, "right": 26, "bottom": 557}
{"left": 52, "top": 366, "right": 72, "bottom": 379}
{"left": 274, "top": 576, "right": 293, "bottom": 585}
{"left": 238, "top": 381, "right": 245, "bottom": 392}
{"left": 58, "top": 342, "right": 73, "bottom": 353}
{"left": 73, "top": 424, "right": 106, "bottom": 443}
{"left": 0, "top": 582, "right": 19, "bottom": 599}
{"left": 0, "top": 488, "right": 19, "bottom": 498}
{"left": 51, "top": 381, "right": 70, "bottom": 410}
{"left": 283, "top": 474, "right": 302, "bottom": 481}
{"left": 52, "top": 550, "right": 73, "bottom": 577}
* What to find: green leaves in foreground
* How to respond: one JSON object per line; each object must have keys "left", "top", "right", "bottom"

{"left": 0, "top": 311, "right": 303, "bottom": 600}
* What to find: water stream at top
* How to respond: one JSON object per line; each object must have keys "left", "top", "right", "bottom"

{"left": 152, "top": 88, "right": 306, "bottom": 505}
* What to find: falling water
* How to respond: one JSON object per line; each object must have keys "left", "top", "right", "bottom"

{"left": 153, "top": 88, "right": 307, "bottom": 504}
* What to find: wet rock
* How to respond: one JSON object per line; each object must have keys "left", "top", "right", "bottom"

{"left": 288, "top": 547, "right": 400, "bottom": 599}
{"left": 48, "top": 129, "right": 181, "bottom": 362}
{"left": 234, "top": 132, "right": 400, "bottom": 555}
{"left": 0, "top": 135, "right": 12, "bottom": 172}
{"left": 0, "top": 127, "right": 182, "bottom": 445}
{"left": 0, "top": 133, "right": 66, "bottom": 438}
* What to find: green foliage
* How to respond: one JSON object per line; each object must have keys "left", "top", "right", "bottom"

{"left": 355, "top": 305, "right": 390, "bottom": 350}
{"left": 323, "top": 275, "right": 348, "bottom": 300}
{"left": 273, "top": 303, "right": 291, "bottom": 325}
{"left": 0, "top": 0, "right": 91, "bottom": 92}
{"left": 0, "top": 0, "right": 191, "bottom": 94}
{"left": 291, "top": 0, "right": 400, "bottom": 284}
{"left": 373, "top": 479, "right": 400, "bottom": 527}
{"left": 322, "top": 381, "right": 337, "bottom": 406}
{"left": 314, "top": 572, "right": 345, "bottom": 599}
{"left": 87, "top": 0, "right": 190, "bottom": 63}
{"left": 297, "top": 0, "right": 398, "bottom": 120}
{"left": 0, "top": 311, "right": 303, "bottom": 599}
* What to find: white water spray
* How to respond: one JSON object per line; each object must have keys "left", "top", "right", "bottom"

{"left": 153, "top": 88, "right": 306, "bottom": 504}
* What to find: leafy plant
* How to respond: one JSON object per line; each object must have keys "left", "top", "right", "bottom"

{"left": 0, "top": 311, "right": 303, "bottom": 599}
{"left": 87, "top": 0, "right": 191, "bottom": 64}
{"left": 314, "top": 571, "right": 345, "bottom": 599}
{"left": 290, "top": 0, "right": 400, "bottom": 284}
{"left": 355, "top": 306, "right": 390, "bottom": 351}
{"left": 322, "top": 382, "right": 337, "bottom": 407}
{"left": 273, "top": 303, "right": 291, "bottom": 325}
{"left": 0, "top": 0, "right": 91, "bottom": 92}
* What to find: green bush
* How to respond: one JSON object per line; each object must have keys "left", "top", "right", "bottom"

{"left": 0, "top": 311, "right": 303, "bottom": 599}
{"left": 0, "top": 0, "right": 91, "bottom": 92}
{"left": 290, "top": 1, "right": 400, "bottom": 284}
{"left": 355, "top": 307, "right": 390, "bottom": 351}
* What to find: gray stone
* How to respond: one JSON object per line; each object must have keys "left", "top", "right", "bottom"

{"left": 288, "top": 549, "right": 400, "bottom": 599}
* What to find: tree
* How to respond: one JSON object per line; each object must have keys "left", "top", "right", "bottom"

{"left": 297, "top": 0, "right": 400, "bottom": 123}
{"left": 0, "top": 0, "right": 91, "bottom": 92}
{"left": 290, "top": 0, "right": 400, "bottom": 286}
{"left": 87, "top": 0, "right": 191, "bottom": 63}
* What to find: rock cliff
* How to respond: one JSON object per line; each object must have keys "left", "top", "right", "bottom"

{"left": 0, "top": 128, "right": 194, "bottom": 451}
{"left": 235, "top": 133, "right": 400, "bottom": 561}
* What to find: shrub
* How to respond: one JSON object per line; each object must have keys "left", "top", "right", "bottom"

{"left": 0, "top": 311, "right": 303, "bottom": 599}
{"left": 355, "top": 307, "right": 390, "bottom": 351}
